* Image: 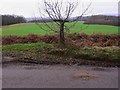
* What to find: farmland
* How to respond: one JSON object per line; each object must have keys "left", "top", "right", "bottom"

{"left": 1, "top": 22, "right": 119, "bottom": 36}
{"left": 2, "top": 22, "right": 120, "bottom": 65}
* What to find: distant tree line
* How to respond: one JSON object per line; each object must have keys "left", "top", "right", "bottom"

{"left": 30, "top": 15, "right": 120, "bottom": 26}
{"left": 29, "top": 19, "right": 52, "bottom": 23}
{"left": 84, "top": 15, "right": 120, "bottom": 26}
{"left": 2, "top": 15, "right": 26, "bottom": 26}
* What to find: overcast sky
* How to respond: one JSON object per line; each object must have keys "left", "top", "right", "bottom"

{"left": 0, "top": 0, "right": 119, "bottom": 18}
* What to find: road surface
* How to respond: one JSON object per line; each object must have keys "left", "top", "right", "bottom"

{"left": 2, "top": 62, "right": 119, "bottom": 88}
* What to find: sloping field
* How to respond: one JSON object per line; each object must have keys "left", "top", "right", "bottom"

{"left": 1, "top": 22, "right": 119, "bottom": 36}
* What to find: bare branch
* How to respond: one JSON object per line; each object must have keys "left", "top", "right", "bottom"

{"left": 34, "top": 0, "right": 91, "bottom": 45}
{"left": 37, "top": 7, "right": 59, "bottom": 33}
{"left": 64, "top": 2, "right": 78, "bottom": 21}
{"left": 67, "top": 2, "right": 92, "bottom": 29}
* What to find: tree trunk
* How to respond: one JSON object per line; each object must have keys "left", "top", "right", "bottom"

{"left": 59, "top": 22, "right": 65, "bottom": 45}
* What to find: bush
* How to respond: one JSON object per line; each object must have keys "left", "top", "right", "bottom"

{"left": 68, "top": 34, "right": 120, "bottom": 47}
{"left": 2, "top": 34, "right": 58, "bottom": 45}
{"left": 2, "top": 34, "right": 120, "bottom": 47}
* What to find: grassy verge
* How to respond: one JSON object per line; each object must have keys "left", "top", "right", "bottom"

{"left": 2, "top": 43, "right": 120, "bottom": 65}
{"left": 49, "top": 45, "right": 120, "bottom": 62}
{"left": 2, "top": 42, "right": 52, "bottom": 52}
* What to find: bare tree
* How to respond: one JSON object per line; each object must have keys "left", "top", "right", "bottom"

{"left": 35, "top": 0, "right": 91, "bottom": 45}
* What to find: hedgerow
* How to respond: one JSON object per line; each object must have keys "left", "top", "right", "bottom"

{"left": 2, "top": 34, "right": 120, "bottom": 47}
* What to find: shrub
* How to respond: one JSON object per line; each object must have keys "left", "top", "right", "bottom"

{"left": 2, "top": 34, "right": 120, "bottom": 47}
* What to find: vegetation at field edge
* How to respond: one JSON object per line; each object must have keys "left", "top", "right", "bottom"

{"left": 2, "top": 43, "right": 120, "bottom": 64}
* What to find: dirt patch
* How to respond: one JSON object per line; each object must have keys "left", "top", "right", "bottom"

{"left": 2, "top": 56, "right": 16, "bottom": 63}
{"left": 73, "top": 70, "right": 98, "bottom": 80}
{"left": 2, "top": 55, "right": 120, "bottom": 67}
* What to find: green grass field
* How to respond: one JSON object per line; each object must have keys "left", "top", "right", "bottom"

{"left": 1, "top": 22, "right": 119, "bottom": 36}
